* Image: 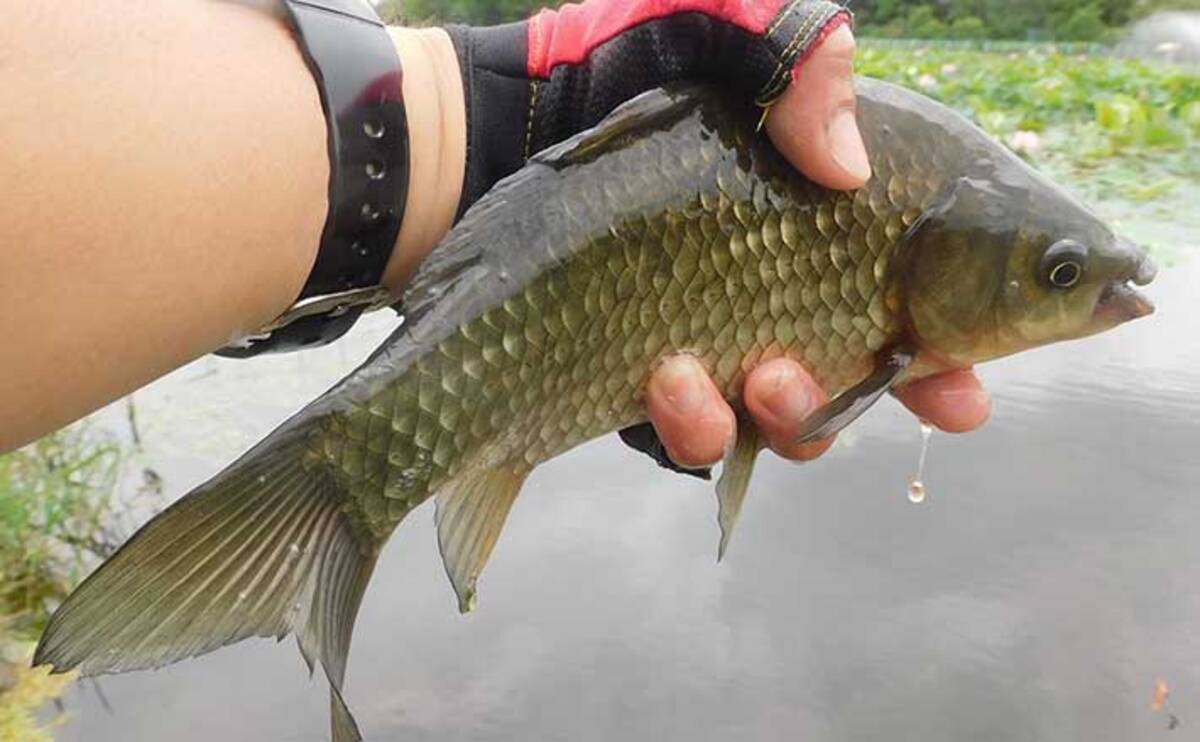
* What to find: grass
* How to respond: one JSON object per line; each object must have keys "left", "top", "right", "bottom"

{"left": 0, "top": 427, "right": 120, "bottom": 741}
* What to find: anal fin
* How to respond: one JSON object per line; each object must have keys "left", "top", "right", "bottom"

{"left": 716, "top": 421, "right": 764, "bottom": 561}
{"left": 793, "top": 346, "right": 916, "bottom": 443}
{"left": 435, "top": 462, "right": 530, "bottom": 614}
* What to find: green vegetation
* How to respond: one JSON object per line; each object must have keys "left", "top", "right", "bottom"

{"left": 377, "top": 0, "right": 543, "bottom": 25}
{"left": 1136, "top": 0, "right": 1200, "bottom": 14}
{"left": 855, "top": 0, "right": 1140, "bottom": 41}
{"left": 859, "top": 45, "right": 1200, "bottom": 258}
{"left": 0, "top": 429, "right": 120, "bottom": 632}
{"left": 381, "top": 0, "right": 1200, "bottom": 37}
{"left": 0, "top": 428, "right": 120, "bottom": 741}
{"left": 858, "top": 46, "right": 1199, "bottom": 191}
{"left": 379, "top": 0, "right": 530, "bottom": 24}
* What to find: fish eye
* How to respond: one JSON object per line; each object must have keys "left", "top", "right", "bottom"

{"left": 1041, "top": 239, "right": 1088, "bottom": 290}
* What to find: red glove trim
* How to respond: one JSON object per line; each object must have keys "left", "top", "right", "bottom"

{"left": 527, "top": 0, "right": 793, "bottom": 78}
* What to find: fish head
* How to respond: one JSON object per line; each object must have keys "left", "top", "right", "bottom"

{"left": 902, "top": 172, "right": 1157, "bottom": 367}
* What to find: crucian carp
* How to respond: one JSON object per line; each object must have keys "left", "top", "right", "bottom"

{"left": 35, "top": 79, "right": 1156, "bottom": 741}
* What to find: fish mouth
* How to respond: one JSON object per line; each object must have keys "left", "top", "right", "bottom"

{"left": 1093, "top": 255, "right": 1157, "bottom": 323}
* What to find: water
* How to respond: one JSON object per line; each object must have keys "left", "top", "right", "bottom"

{"left": 908, "top": 422, "right": 934, "bottom": 504}
{"left": 47, "top": 258, "right": 1200, "bottom": 741}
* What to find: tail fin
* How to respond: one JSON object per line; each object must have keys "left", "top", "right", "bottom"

{"left": 34, "top": 432, "right": 378, "bottom": 742}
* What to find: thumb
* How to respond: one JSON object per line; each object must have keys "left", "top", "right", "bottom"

{"left": 764, "top": 25, "right": 871, "bottom": 191}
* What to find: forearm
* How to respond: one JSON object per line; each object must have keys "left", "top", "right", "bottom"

{"left": 0, "top": 3, "right": 465, "bottom": 452}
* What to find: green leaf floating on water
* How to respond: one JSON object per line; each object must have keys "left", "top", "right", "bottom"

{"left": 1182, "top": 101, "right": 1200, "bottom": 134}
{"left": 1096, "top": 95, "right": 1148, "bottom": 134}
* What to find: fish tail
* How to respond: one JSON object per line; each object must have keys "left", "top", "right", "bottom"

{"left": 34, "top": 429, "right": 378, "bottom": 742}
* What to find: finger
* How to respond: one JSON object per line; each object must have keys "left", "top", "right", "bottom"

{"left": 743, "top": 359, "right": 836, "bottom": 462}
{"left": 764, "top": 25, "right": 870, "bottom": 191}
{"left": 645, "top": 355, "right": 737, "bottom": 469}
{"left": 893, "top": 369, "right": 992, "bottom": 434}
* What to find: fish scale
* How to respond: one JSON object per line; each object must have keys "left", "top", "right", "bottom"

{"left": 322, "top": 90, "right": 945, "bottom": 543}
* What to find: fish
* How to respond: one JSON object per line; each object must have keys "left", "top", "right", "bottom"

{"left": 34, "top": 79, "right": 1157, "bottom": 741}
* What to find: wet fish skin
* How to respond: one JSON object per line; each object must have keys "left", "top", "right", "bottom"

{"left": 328, "top": 81, "right": 951, "bottom": 543}
{"left": 35, "top": 80, "right": 1155, "bottom": 742}
{"left": 326, "top": 78, "right": 1151, "bottom": 542}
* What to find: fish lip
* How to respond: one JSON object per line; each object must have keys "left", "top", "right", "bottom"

{"left": 1094, "top": 280, "right": 1155, "bottom": 322}
{"left": 1133, "top": 253, "right": 1158, "bottom": 286}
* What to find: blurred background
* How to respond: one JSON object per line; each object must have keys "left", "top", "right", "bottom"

{"left": 2, "top": 1, "right": 1198, "bottom": 740}
{"left": 382, "top": 0, "right": 1200, "bottom": 45}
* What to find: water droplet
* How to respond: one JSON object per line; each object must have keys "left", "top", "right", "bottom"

{"left": 498, "top": 270, "right": 510, "bottom": 283}
{"left": 257, "top": 474, "right": 266, "bottom": 484}
{"left": 907, "top": 420, "right": 934, "bottom": 505}
{"left": 288, "top": 543, "right": 302, "bottom": 559}
{"left": 361, "top": 203, "right": 382, "bottom": 222}
{"left": 236, "top": 591, "right": 248, "bottom": 603}
{"left": 365, "top": 161, "right": 386, "bottom": 180}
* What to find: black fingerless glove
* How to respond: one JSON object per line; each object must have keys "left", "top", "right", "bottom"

{"left": 446, "top": 0, "right": 851, "bottom": 214}
{"left": 445, "top": 0, "right": 851, "bottom": 476}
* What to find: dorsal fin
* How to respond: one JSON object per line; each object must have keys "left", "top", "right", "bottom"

{"left": 533, "top": 86, "right": 719, "bottom": 169}
{"left": 398, "top": 86, "right": 730, "bottom": 332}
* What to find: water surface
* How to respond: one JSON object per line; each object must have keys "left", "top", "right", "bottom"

{"left": 51, "top": 255, "right": 1199, "bottom": 742}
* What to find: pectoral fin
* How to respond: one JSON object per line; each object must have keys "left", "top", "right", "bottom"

{"left": 715, "top": 421, "right": 764, "bottom": 561}
{"left": 793, "top": 347, "right": 916, "bottom": 444}
{"left": 435, "top": 463, "right": 529, "bottom": 614}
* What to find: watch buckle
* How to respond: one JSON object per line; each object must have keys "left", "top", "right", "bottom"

{"left": 259, "top": 286, "right": 395, "bottom": 334}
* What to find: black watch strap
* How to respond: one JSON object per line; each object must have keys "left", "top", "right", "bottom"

{"left": 219, "top": 0, "right": 409, "bottom": 358}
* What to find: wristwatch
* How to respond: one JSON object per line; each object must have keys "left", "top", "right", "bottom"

{"left": 218, "top": 0, "right": 410, "bottom": 358}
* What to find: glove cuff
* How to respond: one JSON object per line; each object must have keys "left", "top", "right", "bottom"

{"left": 756, "top": 1, "right": 853, "bottom": 105}
{"left": 445, "top": 23, "right": 534, "bottom": 218}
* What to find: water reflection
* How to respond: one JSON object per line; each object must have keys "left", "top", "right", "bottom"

{"left": 52, "top": 258, "right": 1199, "bottom": 741}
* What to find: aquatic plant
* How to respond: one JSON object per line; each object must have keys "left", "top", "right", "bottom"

{"left": 0, "top": 632, "right": 76, "bottom": 742}
{"left": 0, "top": 428, "right": 120, "bottom": 631}
{"left": 0, "top": 427, "right": 119, "bottom": 741}
{"left": 859, "top": 45, "right": 1200, "bottom": 254}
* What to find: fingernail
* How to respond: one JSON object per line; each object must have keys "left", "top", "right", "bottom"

{"left": 828, "top": 107, "right": 871, "bottom": 183}
{"left": 655, "top": 359, "right": 707, "bottom": 416}
{"left": 764, "top": 367, "right": 814, "bottom": 424}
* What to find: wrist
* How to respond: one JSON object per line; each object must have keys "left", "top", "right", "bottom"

{"left": 383, "top": 27, "right": 466, "bottom": 294}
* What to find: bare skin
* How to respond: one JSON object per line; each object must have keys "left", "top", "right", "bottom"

{"left": 0, "top": 4, "right": 989, "bottom": 456}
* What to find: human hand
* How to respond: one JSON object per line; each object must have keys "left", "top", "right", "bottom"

{"left": 642, "top": 26, "right": 992, "bottom": 470}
